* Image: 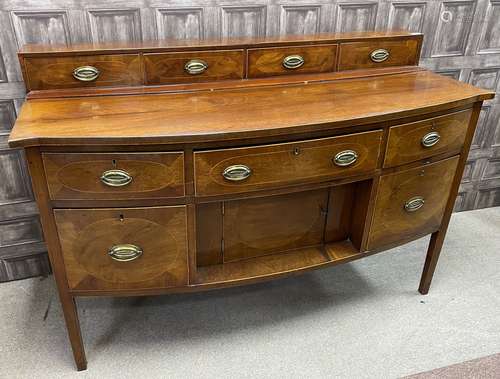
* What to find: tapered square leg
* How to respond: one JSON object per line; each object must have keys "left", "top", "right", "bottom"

{"left": 419, "top": 230, "right": 445, "bottom": 294}
{"left": 60, "top": 293, "right": 87, "bottom": 370}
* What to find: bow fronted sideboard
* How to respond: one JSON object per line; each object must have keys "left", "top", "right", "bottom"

{"left": 9, "top": 32, "right": 494, "bottom": 370}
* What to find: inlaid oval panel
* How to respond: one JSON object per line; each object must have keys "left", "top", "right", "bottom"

{"left": 194, "top": 130, "right": 383, "bottom": 196}
{"left": 54, "top": 206, "right": 188, "bottom": 291}
{"left": 43, "top": 152, "right": 185, "bottom": 200}
{"left": 24, "top": 54, "right": 142, "bottom": 90}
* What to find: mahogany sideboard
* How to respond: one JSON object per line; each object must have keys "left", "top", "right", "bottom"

{"left": 8, "top": 32, "right": 494, "bottom": 371}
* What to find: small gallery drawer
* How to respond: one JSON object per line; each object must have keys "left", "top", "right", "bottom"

{"left": 23, "top": 54, "right": 142, "bottom": 91}
{"left": 247, "top": 44, "right": 337, "bottom": 78}
{"left": 43, "top": 152, "right": 184, "bottom": 200}
{"left": 367, "top": 156, "right": 459, "bottom": 250}
{"left": 384, "top": 109, "right": 472, "bottom": 168}
{"left": 338, "top": 38, "right": 420, "bottom": 71}
{"left": 144, "top": 50, "right": 244, "bottom": 85}
{"left": 194, "top": 130, "right": 383, "bottom": 196}
{"left": 54, "top": 206, "right": 188, "bottom": 291}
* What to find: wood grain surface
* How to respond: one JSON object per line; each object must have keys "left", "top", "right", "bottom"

{"left": 367, "top": 156, "right": 460, "bottom": 250}
{"left": 144, "top": 50, "right": 245, "bottom": 85}
{"left": 54, "top": 206, "right": 188, "bottom": 291}
{"left": 23, "top": 54, "right": 142, "bottom": 91}
{"left": 43, "top": 152, "right": 184, "bottom": 200}
{"left": 194, "top": 130, "right": 382, "bottom": 196}
{"left": 384, "top": 109, "right": 472, "bottom": 167}
{"left": 247, "top": 44, "right": 337, "bottom": 78}
{"left": 9, "top": 71, "right": 493, "bottom": 148}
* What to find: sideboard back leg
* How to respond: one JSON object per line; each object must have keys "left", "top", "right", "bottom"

{"left": 419, "top": 101, "right": 483, "bottom": 295}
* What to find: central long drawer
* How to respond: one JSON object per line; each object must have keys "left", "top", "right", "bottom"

{"left": 194, "top": 130, "right": 383, "bottom": 196}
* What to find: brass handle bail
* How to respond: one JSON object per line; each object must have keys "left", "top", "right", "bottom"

{"left": 370, "top": 49, "right": 390, "bottom": 63}
{"left": 404, "top": 197, "right": 425, "bottom": 212}
{"left": 283, "top": 55, "right": 305, "bottom": 69}
{"left": 100, "top": 169, "right": 132, "bottom": 187}
{"left": 184, "top": 59, "right": 208, "bottom": 75}
{"left": 73, "top": 65, "right": 100, "bottom": 82}
{"left": 222, "top": 164, "right": 252, "bottom": 181}
{"left": 333, "top": 150, "right": 358, "bottom": 167}
{"left": 108, "top": 244, "right": 143, "bottom": 262}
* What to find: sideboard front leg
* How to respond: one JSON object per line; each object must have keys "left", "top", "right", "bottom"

{"left": 60, "top": 293, "right": 87, "bottom": 370}
{"left": 419, "top": 230, "right": 446, "bottom": 294}
{"left": 419, "top": 101, "right": 484, "bottom": 295}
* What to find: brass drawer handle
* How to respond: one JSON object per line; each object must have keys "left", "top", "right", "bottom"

{"left": 283, "top": 55, "right": 305, "bottom": 69}
{"left": 333, "top": 150, "right": 358, "bottom": 167}
{"left": 100, "top": 169, "right": 132, "bottom": 187}
{"left": 370, "top": 49, "right": 390, "bottom": 63}
{"left": 404, "top": 196, "right": 425, "bottom": 212}
{"left": 421, "top": 131, "right": 441, "bottom": 148}
{"left": 108, "top": 244, "right": 143, "bottom": 262}
{"left": 222, "top": 164, "right": 252, "bottom": 181}
{"left": 184, "top": 59, "right": 208, "bottom": 75}
{"left": 73, "top": 65, "right": 100, "bottom": 82}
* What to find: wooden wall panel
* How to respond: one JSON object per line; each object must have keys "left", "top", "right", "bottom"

{"left": 0, "top": 0, "right": 499, "bottom": 280}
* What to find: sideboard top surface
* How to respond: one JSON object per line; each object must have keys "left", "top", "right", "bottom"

{"left": 9, "top": 70, "right": 494, "bottom": 148}
{"left": 19, "top": 31, "right": 420, "bottom": 56}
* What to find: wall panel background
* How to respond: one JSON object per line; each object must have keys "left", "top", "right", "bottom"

{"left": 0, "top": 0, "right": 498, "bottom": 281}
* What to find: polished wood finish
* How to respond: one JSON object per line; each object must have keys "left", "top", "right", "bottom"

{"left": 8, "top": 33, "right": 495, "bottom": 371}
{"left": 384, "top": 109, "right": 472, "bottom": 168}
{"left": 367, "top": 156, "right": 459, "bottom": 250}
{"left": 144, "top": 50, "right": 245, "bottom": 85}
{"left": 223, "top": 189, "right": 329, "bottom": 262}
{"left": 23, "top": 54, "right": 142, "bottom": 91}
{"left": 338, "top": 38, "right": 420, "bottom": 71}
{"left": 9, "top": 70, "right": 492, "bottom": 149}
{"left": 43, "top": 152, "right": 184, "bottom": 200}
{"left": 247, "top": 44, "right": 337, "bottom": 78}
{"left": 18, "top": 31, "right": 422, "bottom": 55}
{"left": 194, "top": 130, "right": 382, "bottom": 196}
{"left": 54, "top": 206, "right": 188, "bottom": 291}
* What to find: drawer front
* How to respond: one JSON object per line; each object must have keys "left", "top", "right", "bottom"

{"left": 247, "top": 44, "right": 337, "bottom": 78}
{"left": 194, "top": 130, "right": 383, "bottom": 196}
{"left": 367, "top": 156, "right": 459, "bottom": 250}
{"left": 384, "top": 109, "right": 472, "bottom": 168}
{"left": 54, "top": 206, "right": 188, "bottom": 291}
{"left": 43, "top": 152, "right": 184, "bottom": 200}
{"left": 338, "top": 38, "right": 420, "bottom": 71}
{"left": 144, "top": 50, "right": 244, "bottom": 85}
{"left": 23, "top": 54, "right": 142, "bottom": 91}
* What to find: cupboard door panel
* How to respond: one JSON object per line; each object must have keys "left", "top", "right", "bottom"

{"left": 223, "top": 189, "right": 329, "bottom": 262}
{"left": 367, "top": 156, "right": 459, "bottom": 250}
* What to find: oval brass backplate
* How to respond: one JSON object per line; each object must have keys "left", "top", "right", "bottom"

{"left": 282, "top": 55, "right": 305, "bottom": 69}
{"left": 370, "top": 49, "right": 390, "bottom": 63}
{"left": 100, "top": 169, "right": 133, "bottom": 187}
{"left": 421, "top": 131, "right": 441, "bottom": 148}
{"left": 404, "top": 196, "right": 425, "bottom": 212}
{"left": 184, "top": 59, "right": 208, "bottom": 75}
{"left": 333, "top": 150, "right": 358, "bottom": 167}
{"left": 73, "top": 65, "right": 100, "bottom": 82}
{"left": 222, "top": 164, "right": 252, "bottom": 181}
{"left": 108, "top": 244, "right": 143, "bottom": 262}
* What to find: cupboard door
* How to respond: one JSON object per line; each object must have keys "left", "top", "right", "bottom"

{"left": 223, "top": 189, "right": 329, "bottom": 262}
{"left": 367, "top": 156, "right": 459, "bottom": 250}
